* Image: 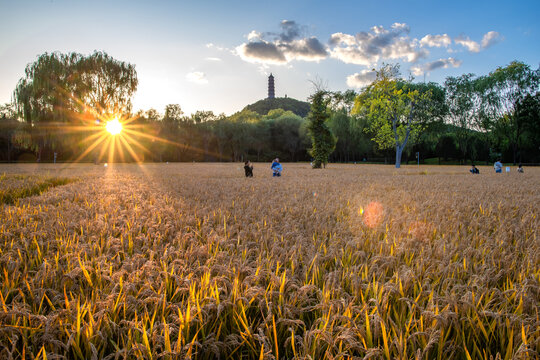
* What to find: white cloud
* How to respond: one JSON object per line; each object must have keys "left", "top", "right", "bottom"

{"left": 236, "top": 41, "right": 287, "bottom": 64}
{"left": 481, "top": 31, "right": 502, "bottom": 48}
{"left": 410, "top": 57, "right": 462, "bottom": 76}
{"left": 205, "top": 57, "right": 222, "bottom": 62}
{"left": 391, "top": 22, "right": 410, "bottom": 32}
{"left": 346, "top": 69, "right": 377, "bottom": 88}
{"left": 454, "top": 35, "right": 480, "bottom": 52}
{"left": 206, "top": 43, "right": 226, "bottom": 51}
{"left": 329, "top": 32, "right": 357, "bottom": 46}
{"left": 236, "top": 21, "right": 501, "bottom": 73}
{"left": 454, "top": 31, "right": 502, "bottom": 53}
{"left": 420, "top": 34, "right": 451, "bottom": 48}
{"left": 329, "top": 23, "right": 428, "bottom": 66}
{"left": 329, "top": 45, "right": 373, "bottom": 66}
{"left": 247, "top": 30, "right": 261, "bottom": 41}
{"left": 281, "top": 37, "right": 328, "bottom": 62}
{"left": 186, "top": 71, "right": 208, "bottom": 84}
{"left": 236, "top": 21, "right": 328, "bottom": 65}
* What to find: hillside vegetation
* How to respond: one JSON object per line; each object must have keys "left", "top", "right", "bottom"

{"left": 244, "top": 97, "right": 311, "bottom": 118}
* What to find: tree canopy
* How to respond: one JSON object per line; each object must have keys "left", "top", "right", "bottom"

{"left": 480, "top": 61, "right": 540, "bottom": 163}
{"left": 244, "top": 97, "right": 311, "bottom": 118}
{"left": 14, "top": 51, "right": 137, "bottom": 123}
{"left": 353, "top": 65, "right": 433, "bottom": 168}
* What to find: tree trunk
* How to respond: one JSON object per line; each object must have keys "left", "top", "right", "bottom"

{"left": 6, "top": 138, "right": 11, "bottom": 163}
{"left": 395, "top": 145, "right": 403, "bottom": 168}
{"left": 204, "top": 140, "right": 209, "bottom": 161}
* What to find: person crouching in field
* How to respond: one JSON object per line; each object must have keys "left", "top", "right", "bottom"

{"left": 244, "top": 161, "right": 253, "bottom": 177}
{"left": 470, "top": 164, "right": 480, "bottom": 174}
{"left": 494, "top": 159, "right": 503, "bottom": 173}
{"left": 517, "top": 164, "right": 524, "bottom": 173}
{"left": 271, "top": 158, "right": 283, "bottom": 177}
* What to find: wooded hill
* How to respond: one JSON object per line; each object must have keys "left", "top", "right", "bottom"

{"left": 244, "top": 97, "right": 311, "bottom": 118}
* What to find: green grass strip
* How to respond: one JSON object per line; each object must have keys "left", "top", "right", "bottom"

{"left": 0, "top": 176, "right": 76, "bottom": 205}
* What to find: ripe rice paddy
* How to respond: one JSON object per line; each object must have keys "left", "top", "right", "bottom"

{"left": 0, "top": 163, "right": 538, "bottom": 359}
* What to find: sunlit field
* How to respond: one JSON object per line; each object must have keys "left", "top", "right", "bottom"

{"left": 0, "top": 163, "right": 539, "bottom": 359}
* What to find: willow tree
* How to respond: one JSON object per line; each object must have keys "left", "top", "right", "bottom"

{"left": 74, "top": 51, "right": 138, "bottom": 117}
{"left": 13, "top": 51, "right": 137, "bottom": 161}
{"left": 13, "top": 53, "right": 77, "bottom": 160}
{"left": 353, "top": 65, "right": 432, "bottom": 168}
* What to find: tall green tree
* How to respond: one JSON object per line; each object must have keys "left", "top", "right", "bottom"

{"left": 328, "top": 90, "right": 357, "bottom": 114}
{"left": 353, "top": 65, "right": 431, "bottom": 168}
{"left": 191, "top": 110, "right": 217, "bottom": 124}
{"left": 327, "top": 109, "right": 374, "bottom": 162}
{"left": 516, "top": 93, "right": 540, "bottom": 147}
{"left": 214, "top": 109, "right": 260, "bottom": 161}
{"left": 164, "top": 104, "right": 184, "bottom": 122}
{"left": 479, "top": 61, "right": 540, "bottom": 164}
{"left": 445, "top": 74, "right": 488, "bottom": 163}
{"left": 404, "top": 81, "right": 447, "bottom": 162}
{"left": 191, "top": 111, "right": 221, "bottom": 161}
{"left": 271, "top": 111, "right": 305, "bottom": 161}
{"left": 0, "top": 103, "right": 20, "bottom": 162}
{"left": 159, "top": 105, "right": 183, "bottom": 161}
{"left": 492, "top": 92, "right": 540, "bottom": 163}
{"left": 327, "top": 91, "right": 367, "bottom": 162}
{"left": 307, "top": 91, "right": 336, "bottom": 168}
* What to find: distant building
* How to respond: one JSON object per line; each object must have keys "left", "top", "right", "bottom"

{"left": 268, "top": 73, "right": 275, "bottom": 99}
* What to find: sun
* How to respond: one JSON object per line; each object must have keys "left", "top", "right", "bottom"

{"left": 106, "top": 118, "right": 122, "bottom": 135}
{"left": 73, "top": 108, "right": 222, "bottom": 165}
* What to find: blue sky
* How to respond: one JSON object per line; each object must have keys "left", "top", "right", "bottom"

{"left": 0, "top": 0, "right": 538, "bottom": 116}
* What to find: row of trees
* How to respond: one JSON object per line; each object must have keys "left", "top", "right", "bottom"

{"left": 1, "top": 51, "right": 539, "bottom": 167}
{"left": 136, "top": 106, "right": 310, "bottom": 163}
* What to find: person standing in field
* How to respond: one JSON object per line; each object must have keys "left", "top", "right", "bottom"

{"left": 494, "top": 159, "right": 503, "bottom": 173}
{"left": 244, "top": 161, "right": 253, "bottom": 177}
{"left": 271, "top": 158, "right": 283, "bottom": 177}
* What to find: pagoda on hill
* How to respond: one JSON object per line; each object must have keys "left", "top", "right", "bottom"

{"left": 242, "top": 72, "right": 311, "bottom": 117}
{"left": 268, "top": 73, "right": 275, "bottom": 99}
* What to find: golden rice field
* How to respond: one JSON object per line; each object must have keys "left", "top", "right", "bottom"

{"left": 0, "top": 163, "right": 539, "bottom": 360}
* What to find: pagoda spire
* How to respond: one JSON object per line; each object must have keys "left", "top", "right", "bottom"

{"left": 268, "top": 73, "right": 275, "bottom": 99}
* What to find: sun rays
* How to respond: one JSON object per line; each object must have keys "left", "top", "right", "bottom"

{"left": 105, "top": 118, "right": 122, "bottom": 135}
{"left": 28, "top": 86, "right": 230, "bottom": 166}
{"left": 80, "top": 114, "right": 152, "bottom": 164}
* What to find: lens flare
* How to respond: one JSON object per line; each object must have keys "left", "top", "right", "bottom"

{"left": 363, "top": 201, "right": 384, "bottom": 228}
{"left": 106, "top": 118, "right": 122, "bottom": 135}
